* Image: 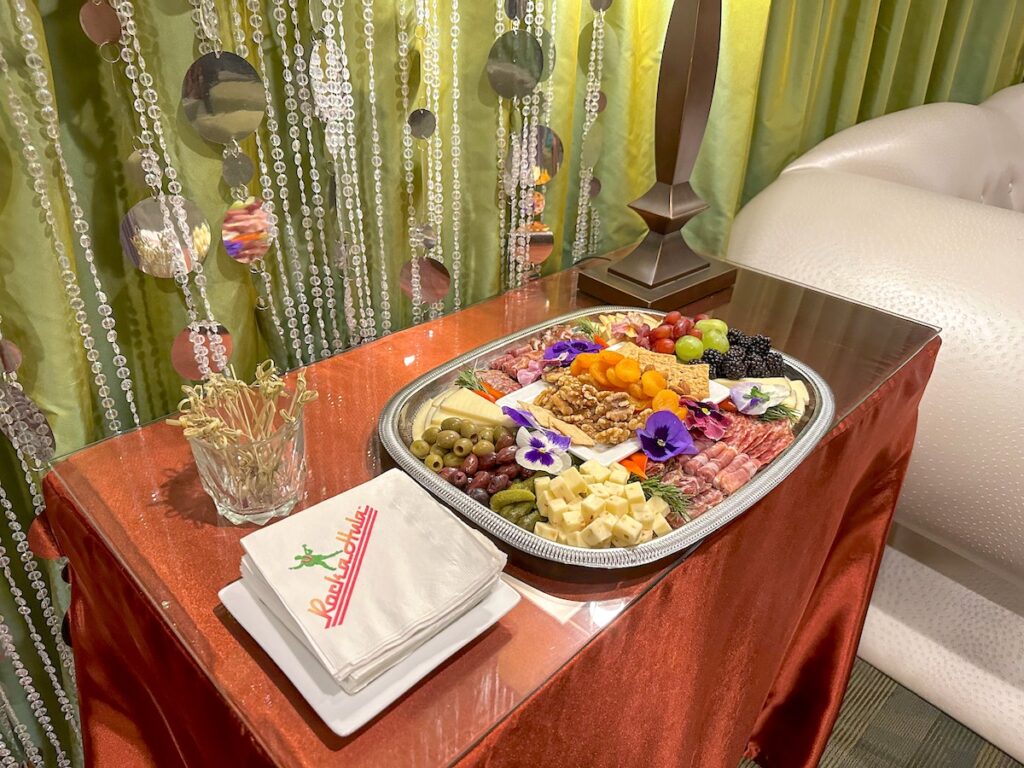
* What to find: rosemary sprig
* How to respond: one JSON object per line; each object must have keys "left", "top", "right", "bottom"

{"left": 760, "top": 404, "right": 799, "bottom": 423}
{"left": 636, "top": 476, "right": 692, "bottom": 523}
{"left": 574, "top": 318, "right": 603, "bottom": 340}
{"left": 456, "top": 369, "right": 485, "bottom": 391}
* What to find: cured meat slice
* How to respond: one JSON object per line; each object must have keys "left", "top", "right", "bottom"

{"left": 661, "top": 468, "right": 704, "bottom": 497}
{"left": 714, "top": 455, "right": 760, "bottom": 495}
{"left": 696, "top": 445, "right": 738, "bottom": 483}
{"left": 689, "top": 488, "right": 724, "bottom": 518}
{"left": 683, "top": 442, "right": 729, "bottom": 475}
{"left": 477, "top": 369, "right": 520, "bottom": 394}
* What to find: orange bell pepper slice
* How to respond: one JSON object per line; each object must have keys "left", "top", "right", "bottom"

{"left": 620, "top": 452, "right": 649, "bottom": 479}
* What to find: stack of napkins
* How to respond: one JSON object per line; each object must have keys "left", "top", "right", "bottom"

{"left": 239, "top": 469, "right": 506, "bottom": 694}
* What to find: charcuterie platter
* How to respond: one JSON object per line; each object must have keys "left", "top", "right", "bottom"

{"left": 379, "top": 307, "right": 834, "bottom": 569}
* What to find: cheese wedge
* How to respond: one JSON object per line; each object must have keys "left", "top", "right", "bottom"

{"left": 434, "top": 387, "right": 512, "bottom": 427}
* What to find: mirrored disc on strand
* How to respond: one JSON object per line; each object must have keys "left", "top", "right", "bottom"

{"left": 597, "top": 90, "right": 607, "bottom": 113}
{"left": 222, "top": 197, "right": 270, "bottom": 264}
{"left": 503, "top": 124, "right": 564, "bottom": 192}
{"left": 79, "top": 1, "right": 122, "bottom": 45}
{"left": 516, "top": 224, "right": 555, "bottom": 265}
{"left": 0, "top": 340, "right": 23, "bottom": 374}
{"left": 410, "top": 223, "right": 438, "bottom": 251}
{"left": 528, "top": 190, "right": 546, "bottom": 216}
{"left": 0, "top": 383, "right": 56, "bottom": 466}
{"left": 171, "top": 322, "right": 233, "bottom": 381}
{"left": 120, "top": 196, "right": 211, "bottom": 278}
{"left": 181, "top": 52, "right": 267, "bottom": 145}
{"left": 486, "top": 30, "right": 544, "bottom": 99}
{"left": 591, "top": 0, "right": 614, "bottom": 10}
{"left": 124, "top": 149, "right": 149, "bottom": 192}
{"left": 222, "top": 152, "right": 254, "bottom": 187}
{"left": 400, "top": 258, "right": 451, "bottom": 303}
{"left": 504, "top": 0, "right": 528, "bottom": 20}
{"left": 408, "top": 108, "right": 436, "bottom": 140}
{"left": 589, "top": 176, "right": 602, "bottom": 198}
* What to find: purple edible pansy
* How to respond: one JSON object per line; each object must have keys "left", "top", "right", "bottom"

{"left": 502, "top": 405, "right": 539, "bottom": 430}
{"left": 729, "top": 382, "right": 789, "bottom": 416}
{"left": 637, "top": 411, "right": 697, "bottom": 462}
{"left": 515, "top": 427, "right": 573, "bottom": 473}
{"left": 542, "top": 339, "right": 602, "bottom": 366}
{"left": 683, "top": 399, "right": 731, "bottom": 440}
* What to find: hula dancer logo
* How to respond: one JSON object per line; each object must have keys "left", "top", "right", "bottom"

{"left": 303, "top": 505, "right": 378, "bottom": 630}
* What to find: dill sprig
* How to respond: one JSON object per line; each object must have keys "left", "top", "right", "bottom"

{"left": 574, "top": 318, "right": 604, "bottom": 340}
{"left": 760, "top": 404, "right": 799, "bottom": 423}
{"left": 636, "top": 476, "right": 692, "bottom": 523}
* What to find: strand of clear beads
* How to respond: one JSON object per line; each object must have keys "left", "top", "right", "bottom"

{"left": 397, "top": 0, "right": 424, "bottom": 323}
{"left": 111, "top": 0, "right": 228, "bottom": 374}
{"left": 225, "top": 0, "right": 290, "bottom": 362}
{"left": 513, "top": 0, "right": 541, "bottom": 289}
{"left": 0, "top": 723, "right": 20, "bottom": 768}
{"left": 267, "top": 0, "right": 333, "bottom": 358}
{"left": 358, "top": 0, "right": 393, "bottom": 333}
{"left": 0, "top": 680, "right": 44, "bottom": 767}
{"left": 0, "top": 604, "right": 71, "bottom": 767}
{"left": 0, "top": 696, "right": 26, "bottom": 768}
{"left": 328, "top": 0, "right": 376, "bottom": 341}
{"left": 425, "top": 0, "right": 445, "bottom": 320}
{"left": 448, "top": 0, "right": 464, "bottom": 310}
{"left": 588, "top": 204, "right": 601, "bottom": 254}
{"left": 571, "top": 9, "right": 605, "bottom": 262}
{"left": 245, "top": 0, "right": 310, "bottom": 365}
{"left": 1, "top": 34, "right": 138, "bottom": 432}
{"left": 542, "top": 0, "right": 558, "bottom": 128}
{"left": 493, "top": 1, "right": 509, "bottom": 288}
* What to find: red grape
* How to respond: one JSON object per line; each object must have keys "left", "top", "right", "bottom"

{"left": 651, "top": 324, "right": 674, "bottom": 340}
{"left": 653, "top": 338, "right": 676, "bottom": 354}
{"left": 694, "top": 313, "right": 711, "bottom": 321}
{"left": 664, "top": 311, "right": 682, "bottom": 325}
{"left": 687, "top": 328, "right": 703, "bottom": 340}
{"left": 673, "top": 318, "right": 693, "bottom": 337}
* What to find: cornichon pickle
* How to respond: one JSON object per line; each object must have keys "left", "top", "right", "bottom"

{"left": 518, "top": 511, "right": 542, "bottom": 532}
{"left": 489, "top": 488, "right": 535, "bottom": 511}
{"left": 500, "top": 501, "right": 533, "bottom": 523}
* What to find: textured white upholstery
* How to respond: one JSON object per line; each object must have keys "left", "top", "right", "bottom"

{"left": 726, "top": 84, "right": 1024, "bottom": 758}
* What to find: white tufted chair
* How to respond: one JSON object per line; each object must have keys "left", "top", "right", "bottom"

{"left": 725, "top": 84, "right": 1024, "bottom": 759}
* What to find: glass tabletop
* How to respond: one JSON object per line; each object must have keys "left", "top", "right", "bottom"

{"left": 50, "top": 264, "right": 938, "bottom": 766}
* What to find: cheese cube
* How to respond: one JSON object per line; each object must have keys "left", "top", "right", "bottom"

{"left": 549, "top": 476, "right": 576, "bottom": 503}
{"left": 546, "top": 497, "right": 568, "bottom": 525}
{"left": 624, "top": 482, "right": 646, "bottom": 506}
{"left": 561, "top": 509, "right": 585, "bottom": 533}
{"left": 632, "top": 504, "right": 656, "bottom": 528}
{"left": 651, "top": 514, "right": 672, "bottom": 537}
{"left": 580, "top": 516, "right": 613, "bottom": 547}
{"left": 565, "top": 531, "right": 587, "bottom": 548}
{"left": 533, "top": 476, "right": 551, "bottom": 499}
{"left": 612, "top": 515, "right": 643, "bottom": 547}
{"left": 561, "top": 468, "right": 588, "bottom": 497}
{"left": 581, "top": 495, "right": 606, "bottom": 524}
{"left": 604, "top": 495, "right": 629, "bottom": 519}
{"left": 579, "top": 460, "right": 611, "bottom": 483}
{"left": 637, "top": 528, "right": 654, "bottom": 544}
{"left": 608, "top": 463, "right": 630, "bottom": 485}
{"left": 534, "top": 522, "right": 560, "bottom": 542}
{"left": 644, "top": 495, "right": 669, "bottom": 519}
{"left": 536, "top": 491, "right": 551, "bottom": 518}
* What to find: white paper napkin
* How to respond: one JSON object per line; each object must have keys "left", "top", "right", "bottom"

{"left": 240, "top": 469, "right": 506, "bottom": 693}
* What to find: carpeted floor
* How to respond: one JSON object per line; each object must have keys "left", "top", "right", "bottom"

{"left": 740, "top": 660, "right": 1022, "bottom": 768}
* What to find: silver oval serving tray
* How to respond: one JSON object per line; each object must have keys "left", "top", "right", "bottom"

{"left": 379, "top": 307, "right": 835, "bottom": 569}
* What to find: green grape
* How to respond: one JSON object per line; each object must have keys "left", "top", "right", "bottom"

{"left": 675, "top": 335, "right": 704, "bottom": 362}
{"left": 703, "top": 331, "right": 730, "bottom": 354}
{"left": 695, "top": 318, "right": 728, "bottom": 336}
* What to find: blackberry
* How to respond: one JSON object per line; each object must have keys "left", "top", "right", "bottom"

{"left": 745, "top": 354, "right": 765, "bottom": 371}
{"left": 707, "top": 365, "right": 719, "bottom": 380}
{"left": 727, "top": 328, "right": 749, "bottom": 347}
{"left": 747, "top": 360, "right": 770, "bottom": 378}
{"left": 722, "top": 358, "right": 747, "bottom": 379}
{"left": 766, "top": 351, "right": 785, "bottom": 376}
{"left": 701, "top": 349, "right": 725, "bottom": 367}
{"left": 724, "top": 345, "right": 746, "bottom": 362}
{"left": 748, "top": 335, "right": 771, "bottom": 357}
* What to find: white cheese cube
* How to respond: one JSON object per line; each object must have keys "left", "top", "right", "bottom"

{"left": 580, "top": 495, "right": 606, "bottom": 524}
{"left": 651, "top": 514, "right": 672, "bottom": 537}
{"left": 561, "top": 468, "right": 588, "bottom": 497}
{"left": 624, "top": 482, "right": 646, "bottom": 506}
{"left": 580, "top": 460, "right": 611, "bottom": 483}
{"left": 580, "top": 516, "right": 613, "bottom": 547}
{"left": 550, "top": 476, "right": 576, "bottom": 503}
{"left": 534, "top": 522, "right": 560, "bottom": 542}
{"left": 561, "top": 509, "right": 585, "bottom": 533}
{"left": 608, "top": 463, "right": 630, "bottom": 484}
{"left": 644, "top": 495, "right": 669, "bottom": 519}
{"left": 536, "top": 490, "right": 551, "bottom": 518}
{"left": 637, "top": 528, "right": 654, "bottom": 544}
{"left": 546, "top": 497, "right": 567, "bottom": 526}
{"left": 533, "top": 476, "right": 551, "bottom": 499}
{"left": 632, "top": 505, "right": 656, "bottom": 528}
{"left": 605, "top": 496, "right": 629, "bottom": 519}
{"left": 565, "top": 531, "right": 587, "bottom": 548}
{"left": 612, "top": 515, "right": 643, "bottom": 547}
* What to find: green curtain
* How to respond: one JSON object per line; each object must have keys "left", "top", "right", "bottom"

{"left": 686, "top": 0, "right": 1024, "bottom": 257}
{"left": 1, "top": 0, "right": 1023, "bottom": 763}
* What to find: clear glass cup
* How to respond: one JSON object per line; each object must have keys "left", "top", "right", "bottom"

{"left": 188, "top": 414, "right": 306, "bottom": 526}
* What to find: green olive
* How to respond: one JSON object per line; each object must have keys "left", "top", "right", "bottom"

{"left": 472, "top": 439, "right": 496, "bottom": 456}
{"left": 492, "top": 425, "right": 511, "bottom": 443}
{"left": 443, "top": 451, "right": 464, "bottom": 468}
{"left": 440, "top": 417, "right": 463, "bottom": 432}
{"left": 429, "top": 445, "right": 447, "bottom": 458}
{"left": 435, "top": 429, "right": 460, "bottom": 449}
{"left": 421, "top": 426, "right": 440, "bottom": 445}
{"left": 477, "top": 427, "right": 495, "bottom": 444}
{"left": 424, "top": 454, "right": 444, "bottom": 472}
{"left": 459, "top": 422, "right": 480, "bottom": 440}
{"left": 452, "top": 437, "right": 474, "bottom": 457}
{"left": 409, "top": 439, "right": 431, "bottom": 458}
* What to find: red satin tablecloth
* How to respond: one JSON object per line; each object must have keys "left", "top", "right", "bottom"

{"left": 35, "top": 268, "right": 939, "bottom": 767}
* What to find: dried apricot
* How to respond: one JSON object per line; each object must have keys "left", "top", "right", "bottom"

{"left": 605, "top": 367, "right": 624, "bottom": 389}
{"left": 598, "top": 349, "right": 624, "bottom": 366}
{"left": 589, "top": 363, "right": 610, "bottom": 387}
{"left": 641, "top": 370, "right": 667, "bottom": 397}
{"left": 570, "top": 354, "right": 592, "bottom": 376}
{"left": 614, "top": 358, "right": 641, "bottom": 384}
{"left": 675, "top": 406, "right": 689, "bottom": 421}
{"left": 652, "top": 389, "right": 680, "bottom": 412}
{"left": 627, "top": 382, "right": 645, "bottom": 401}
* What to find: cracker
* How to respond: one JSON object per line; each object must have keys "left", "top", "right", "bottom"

{"left": 520, "top": 403, "right": 596, "bottom": 446}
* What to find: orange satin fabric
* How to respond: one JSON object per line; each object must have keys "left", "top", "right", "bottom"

{"left": 36, "top": 334, "right": 939, "bottom": 767}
